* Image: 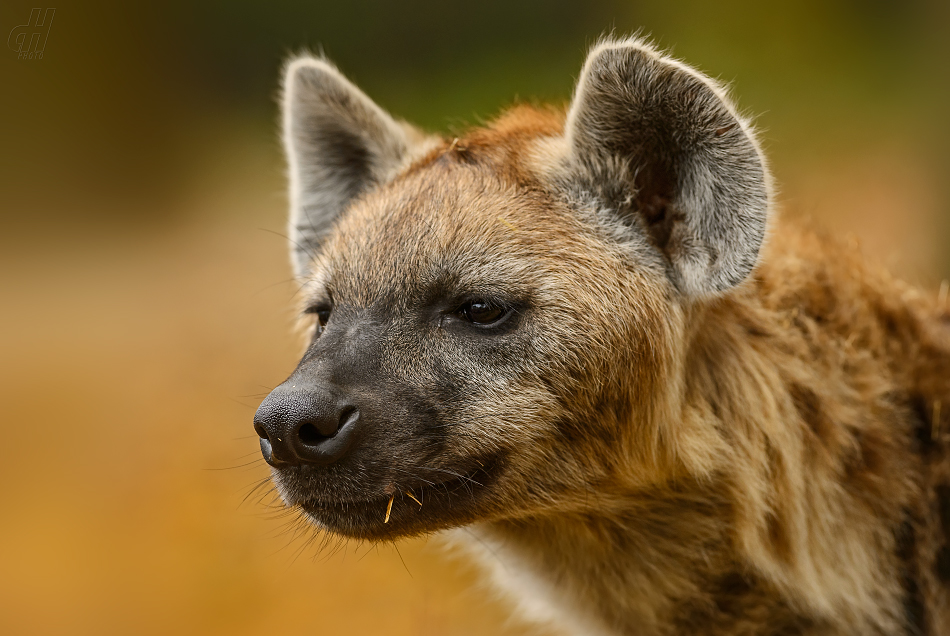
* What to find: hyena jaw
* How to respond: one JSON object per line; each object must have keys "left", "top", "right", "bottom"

{"left": 255, "top": 36, "right": 950, "bottom": 635}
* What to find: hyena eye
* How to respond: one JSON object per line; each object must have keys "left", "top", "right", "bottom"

{"left": 305, "top": 304, "right": 332, "bottom": 334}
{"left": 457, "top": 300, "right": 507, "bottom": 326}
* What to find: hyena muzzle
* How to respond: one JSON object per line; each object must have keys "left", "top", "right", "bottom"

{"left": 253, "top": 37, "right": 950, "bottom": 635}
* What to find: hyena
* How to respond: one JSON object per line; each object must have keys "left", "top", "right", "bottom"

{"left": 253, "top": 37, "right": 950, "bottom": 635}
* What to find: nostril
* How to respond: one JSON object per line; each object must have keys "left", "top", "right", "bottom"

{"left": 297, "top": 422, "right": 327, "bottom": 446}
{"left": 253, "top": 422, "right": 270, "bottom": 441}
{"left": 339, "top": 406, "right": 357, "bottom": 428}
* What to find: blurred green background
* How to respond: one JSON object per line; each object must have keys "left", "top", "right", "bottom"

{"left": 1, "top": 2, "right": 948, "bottom": 635}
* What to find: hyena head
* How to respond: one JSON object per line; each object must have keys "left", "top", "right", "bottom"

{"left": 254, "top": 37, "right": 770, "bottom": 540}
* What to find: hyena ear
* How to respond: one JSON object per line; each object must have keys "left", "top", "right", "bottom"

{"left": 282, "top": 56, "right": 434, "bottom": 277}
{"left": 564, "top": 38, "right": 771, "bottom": 296}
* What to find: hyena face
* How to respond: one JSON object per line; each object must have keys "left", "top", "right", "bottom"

{"left": 255, "top": 38, "right": 769, "bottom": 541}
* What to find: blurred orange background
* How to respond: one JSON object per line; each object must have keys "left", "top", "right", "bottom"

{"left": 1, "top": 2, "right": 948, "bottom": 635}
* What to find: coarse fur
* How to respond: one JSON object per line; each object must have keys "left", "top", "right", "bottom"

{"left": 259, "top": 36, "right": 950, "bottom": 635}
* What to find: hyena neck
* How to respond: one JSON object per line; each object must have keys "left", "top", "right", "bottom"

{"left": 463, "top": 484, "right": 777, "bottom": 636}
{"left": 660, "top": 242, "right": 937, "bottom": 634}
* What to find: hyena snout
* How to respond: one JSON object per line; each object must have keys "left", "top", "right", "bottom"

{"left": 253, "top": 382, "right": 361, "bottom": 467}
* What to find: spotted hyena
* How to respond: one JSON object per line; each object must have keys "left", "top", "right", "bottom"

{"left": 253, "top": 37, "right": 950, "bottom": 635}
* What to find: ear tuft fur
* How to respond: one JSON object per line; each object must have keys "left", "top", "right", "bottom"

{"left": 565, "top": 37, "right": 772, "bottom": 296}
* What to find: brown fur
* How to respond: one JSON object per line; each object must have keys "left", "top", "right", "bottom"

{"left": 263, "top": 39, "right": 950, "bottom": 635}
{"left": 434, "top": 114, "right": 950, "bottom": 635}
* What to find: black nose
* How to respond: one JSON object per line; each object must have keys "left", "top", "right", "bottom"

{"left": 253, "top": 383, "right": 361, "bottom": 467}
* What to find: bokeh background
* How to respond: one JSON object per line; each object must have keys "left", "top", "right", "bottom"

{"left": 1, "top": 1, "right": 948, "bottom": 634}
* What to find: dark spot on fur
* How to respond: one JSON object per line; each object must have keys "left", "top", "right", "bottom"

{"left": 934, "top": 546, "right": 950, "bottom": 584}
{"left": 936, "top": 484, "right": 950, "bottom": 533}
{"left": 711, "top": 571, "right": 753, "bottom": 615}
{"left": 675, "top": 571, "right": 812, "bottom": 635}
{"left": 895, "top": 515, "right": 927, "bottom": 634}
{"left": 765, "top": 511, "right": 793, "bottom": 563}
{"left": 795, "top": 271, "right": 836, "bottom": 323}
{"left": 734, "top": 310, "right": 771, "bottom": 338}
{"left": 854, "top": 429, "right": 886, "bottom": 474}
{"left": 934, "top": 485, "right": 950, "bottom": 587}
{"left": 909, "top": 394, "right": 936, "bottom": 455}
{"left": 789, "top": 383, "right": 832, "bottom": 441}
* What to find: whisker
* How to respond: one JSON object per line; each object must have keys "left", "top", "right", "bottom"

{"left": 203, "top": 458, "right": 266, "bottom": 471}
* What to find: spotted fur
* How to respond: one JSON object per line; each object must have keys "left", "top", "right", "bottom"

{"left": 264, "top": 36, "right": 950, "bottom": 635}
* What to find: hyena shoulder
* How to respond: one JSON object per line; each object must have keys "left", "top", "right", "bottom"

{"left": 257, "top": 36, "right": 950, "bottom": 636}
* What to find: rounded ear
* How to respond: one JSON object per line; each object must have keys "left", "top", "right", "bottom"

{"left": 565, "top": 38, "right": 772, "bottom": 296}
{"left": 282, "top": 56, "right": 436, "bottom": 278}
